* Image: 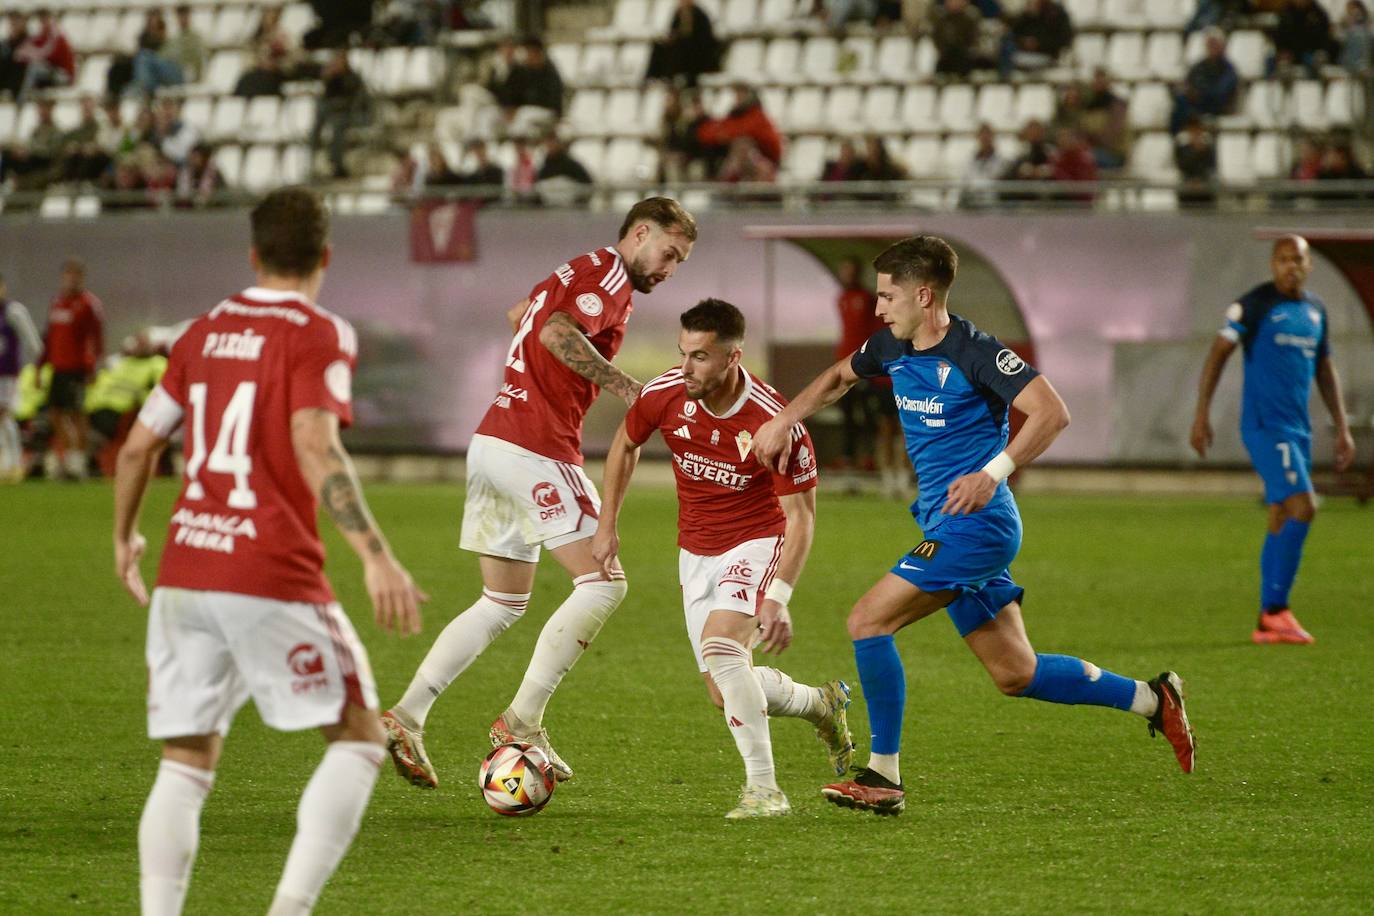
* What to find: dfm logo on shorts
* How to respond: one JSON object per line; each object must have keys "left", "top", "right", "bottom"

{"left": 532, "top": 482, "right": 568, "bottom": 521}
{"left": 287, "top": 642, "right": 329, "bottom": 695}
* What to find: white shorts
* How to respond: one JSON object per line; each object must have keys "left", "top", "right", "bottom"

{"left": 679, "top": 536, "right": 784, "bottom": 672}
{"left": 460, "top": 434, "right": 601, "bottom": 563}
{"left": 0, "top": 377, "right": 15, "bottom": 411}
{"left": 145, "top": 587, "right": 379, "bottom": 739}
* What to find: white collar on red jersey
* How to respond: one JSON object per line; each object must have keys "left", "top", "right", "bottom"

{"left": 700, "top": 366, "right": 752, "bottom": 420}
{"left": 241, "top": 286, "right": 314, "bottom": 305}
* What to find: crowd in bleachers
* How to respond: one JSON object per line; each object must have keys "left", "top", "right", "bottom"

{"left": 1, "top": 0, "right": 1372, "bottom": 213}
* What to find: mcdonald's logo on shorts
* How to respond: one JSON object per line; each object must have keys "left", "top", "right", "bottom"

{"left": 910, "top": 539, "right": 942, "bottom": 561}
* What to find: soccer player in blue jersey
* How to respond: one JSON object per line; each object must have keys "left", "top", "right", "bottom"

{"left": 1190, "top": 235, "right": 1356, "bottom": 645}
{"left": 752, "top": 236, "right": 1195, "bottom": 815}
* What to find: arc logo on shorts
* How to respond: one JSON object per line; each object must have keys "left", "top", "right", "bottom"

{"left": 910, "top": 539, "right": 942, "bottom": 560}
{"left": 721, "top": 559, "right": 754, "bottom": 588}
{"left": 288, "top": 643, "right": 330, "bottom": 695}
{"left": 532, "top": 482, "right": 568, "bottom": 521}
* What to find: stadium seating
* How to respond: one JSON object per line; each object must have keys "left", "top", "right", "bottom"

{"left": 1, "top": 0, "right": 1366, "bottom": 213}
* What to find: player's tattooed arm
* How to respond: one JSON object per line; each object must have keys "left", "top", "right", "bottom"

{"left": 320, "top": 446, "right": 384, "bottom": 554}
{"left": 539, "top": 311, "right": 642, "bottom": 404}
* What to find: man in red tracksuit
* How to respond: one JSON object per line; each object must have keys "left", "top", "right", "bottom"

{"left": 42, "top": 258, "right": 103, "bottom": 479}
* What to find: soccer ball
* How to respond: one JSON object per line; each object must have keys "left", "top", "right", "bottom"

{"left": 479, "top": 743, "right": 556, "bottom": 816}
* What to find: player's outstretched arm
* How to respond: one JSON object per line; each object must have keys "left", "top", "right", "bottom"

{"left": 112, "top": 420, "right": 168, "bottom": 606}
{"left": 1316, "top": 357, "right": 1356, "bottom": 472}
{"left": 592, "top": 421, "right": 641, "bottom": 581}
{"left": 758, "top": 488, "right": 817, "bottom": 655}
{"left": 291, "top": 408, "right": 427, "bottom": 636}
{"left": 1191, "top": 335, "right": 1237, "bottom": 459}
{"left": 943, "top": 375, "right": 1071, "bottom": 516}
{"left": 539, "top": 311, "right": 642, "bottom": 405}
{"left": 753, "top": 356, "right": 860, "bottom": 472}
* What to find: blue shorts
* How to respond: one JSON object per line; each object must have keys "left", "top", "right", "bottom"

{"left": 889, "top": 506, "right": 1026, "bottom": 637}
{"left": 1242, "top": 427, "right": 1312, "bottom": 504}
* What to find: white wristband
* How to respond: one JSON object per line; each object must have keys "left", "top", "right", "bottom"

{"left": 981, "top": 451, "right": 1016, "bottom": 483}
{"left": 764, "top": 579, "right": 793, "bottom": 607}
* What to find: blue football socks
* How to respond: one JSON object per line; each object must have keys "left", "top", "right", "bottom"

{"left": 1261, "top": 519, "right": 1310, "bottom": 611}
{"left": 1018, "top": 653, "right": 1135, "bottom": 711}
{"left": 854, "top": 635, "right": 905, "bottom": 756}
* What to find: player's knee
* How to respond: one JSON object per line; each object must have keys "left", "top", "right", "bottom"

{"left": 1290, "top": 500, "right": 1316, "bottom": 524}
{"left": 846, "top": 602, "right": 883, "bottom": 640}
{"left": 992, "top": 660, "right": 1036, "bottom": 696}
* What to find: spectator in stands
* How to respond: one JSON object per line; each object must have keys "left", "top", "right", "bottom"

{"left": 508, "top": 137, "right": 538, "bottom": 197}
{"left": 1319, "top": 139, "right": 1368, "bottom": 181}
{"left": 659, "top": 87, "right": 710, "bottom": 182}
{"left": 1186, "top": 0, "right": 1252, "bottom": 35}
{"left": 253, "top": 6, "right": 300, "bottom": 74}
{"left": 1004, "top": 118, "right": 1054, "bottom": 182}
{"left": 422, "top": 142, "right": 463, "bottom": 187}
{"left": 1291, "top": 137, "right": 1325, "bottom": 180}
{"left": 175, "top": 143, "right": 223, "bottom": 207}
{"left": 1271, "top": 0, "right": 1336, "bottom": 77}
{"left": 98, "top": 100, "right": 140, "bottom": 162}
{"left": 234, "top": 46, "right": 286, "bottom": 97}
{"left": 151, "top": 98, "right": 199, "bottom": 167}
{"left": 459, "top": 140, "right": 505, "bottom": 198}
{"left": 1174, "top": 118, "right": 1217, "bottom": 208}
{"left": 1, "top": 13, "right": 29, "bottom": 98}
{"left": 164, "top": 5, "right": 207, "bottom": 84}
{"left": 312, "top": 49, "right": 369, "bottom": 179}
{"left": 648, "top": 0, "right": 721, "bottom": 87}
{"left": 1337, "top": 1, "right": 1372, "bottom": 74}
{"left": 305, "top": 0, "right": 373, "bottom": 50}
{"left": 854, "top": 135, "right": 908, "bottom": 182}
{"left": 1050, "top": 127, "right": 1098, "bottom": 194}
{"left": 538, "top": 135, "right": 593, "bottom": 185}
{"left": 960, "top": 122, "right": 1006, "bottom": 208}
{"left": 1082, "top": 68, "right": 1130, "bottom": 169}
{"left": 931, "top": 0, "right": 987, "bottom": 77}
{"left": 15, "top": 8, "right": 74, "bottom": 98}
{"left": 484, "top": 40, "right": 520, "bottom": 109}
{"left": 506, "top": 38, "right": 565, "bottom": 117}
{"left": 1002, "top": 0, "right": 1074, "bottom": 77}
{"left": 1170, "top": 28, "right": 1240, "bottom": 134}
{"left": 821, "top": 139, "right": 860, "bottom": 182}
{"left": 378, "top": 0, "right": 441, "bottom": 47}
{"left": 696, "top": 85, "right": 783, "bottom": 171}
{"left": 26, "top": 97, "right": 63, "bottom": 184}
{"left": 128, "top": 10, "right": 186, "bottom": 99}
{"left": 60, "top": 97, "right": 111, "bottom": 185}
{"left": 718, "top": 136, "right": 778, "bottom": 184}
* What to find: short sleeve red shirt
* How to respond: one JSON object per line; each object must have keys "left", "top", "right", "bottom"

{"left": 475, "top": 246, "right": 634, "bottom": 464}
{"left": 145, "top": 288, "right": 358, "bottom": 603}
{"left": 624, "top": 367, "right": 818, "bottom": 555}
{"left": 44, "top": 289, "right": 104, "bottom": 373}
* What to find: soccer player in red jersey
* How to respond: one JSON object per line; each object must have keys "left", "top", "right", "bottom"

{"left": 113, "top": 188, "right": 426, "bottom": 916}
{"left": 382, "top": 197, "right": 697, "bottom": 788}
{"left": 41, "top": 257, "right": 103, "bottom": 479}
{"left": 591, "top": 299, "right": 853, "bottom": 818}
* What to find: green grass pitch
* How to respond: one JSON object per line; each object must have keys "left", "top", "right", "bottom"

{"left": 2, "top": 481, "right": 1371, "bottom": 914}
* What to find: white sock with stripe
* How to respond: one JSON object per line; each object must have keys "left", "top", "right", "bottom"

{"left": 268, "top": 741, "right": 385, "bottom": 916}
{"left": 754, "top": 667, "right": 825, "bottom": 723}
{"left": 703, "top": 637, "right": 778, "bottom": 791}
{"left": 508, "top": 572, "right": 627, "bottom": 727}
{"left": 395, "top": 589, "right": 530, "bottom": 728}
{"left": 139, "top": 759, "right": 215, "bottom": 916}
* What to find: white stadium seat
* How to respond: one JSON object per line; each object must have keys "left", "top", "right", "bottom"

{"left": 213, "top": 144, "right": 243, "bottom": 187}
{"left": 1101, "top": 0, "right": 1148, "bottom": 29}
{"left": 1243, "top": 81, "right": 1284, "bottom": 130}
{"left": 1251, "top": 132, "right": 1286, "bottom": 179}
{"left": 903, "top": 136, "right": 941, "bottom": 178}
{"left": 785, "top": 135, "right": 826, "bottom": 180}
{"left": 208, "top": 96, "right": 247, "bottom": 142}
{"left": 874, "top": 35, "right": 914, "bottom": 83}
{"left": 579, "top": 43, "right": 618, "bottom": 86}
{"left": 758, "top": 0, "right": 799, "bottom": 28}
{"left": 939, "top": 135, "right": 976, "bottom": 180}
{"left": 1105, "top": 31, "right": 1146, "bottom": 81}
{"left": 85, "top": 11, "right": 118, "bottom": 51}
{"left": 41, "top": 195, "right": 73, "bottom": 220}
{"left": 975, "top": 84, "right": 1014, "bottom": 128}
{"left": 181, "top": 96, "right": 214, "bottom": 134}
{"left": 52, "top": 99, "right": 82, "bottom": 133}
{"left": 73, "top": 195, "right": 100, "bottom": 219}
{"left": 800, "top": 37, "right": 841, "bottom": 84}
{"left": 1128, "top": 131, "right": 1177, "bottom": 182}
{"left": 1014, "top": 84, "right": 1056, "bottom": 127}
{"left": 1147, "top": 0, "right": 1193, "bottom": 29}
{"left": 900, "top": 85, "right": 938, "bottom": 133}
{"left": 1127, "top": 82, "right": 1171, "bottom": 130}
{"left": 116, "top": 10, "right": 144, "bottom": 51}
{"left": 567, "top": 89, "right": 606, "bottom": 136}
{"left": 0, "top": 103, "right": 17, "bottom": 145}
{"left": 785, "top": 86, "right": 826, "bottom": 132}
{"left": 603, "top": 88, "right": 643, "bottom": 137}
{"left": 840, "top": 36, "right": 876, "bottom": 82}
{"left": 569, "top": 138, "right": 606, "bottom": 180}
{"left": 615, "top": 41, "right": 651, "bottom": 85}
{"left": 1063, "top": 0, "right": 1101, "bottom": 28}
{"left": 280, "top": 144, "right": 312, "bottom": 184}
{"left": 603, "top": 137, "right": 648, "bottom": 182}
{"left": 241, "top": 145, "right": 281, "bottom": 193}
{"left": 1226, "top": 30, "right": 1267, "bottom": 81}
{"left": 721, "top": 38, "right": 764, "bottom": 81}
{"left": 204, "top": 51, "right": 246, "bottom": 94}
{"left": 764, "top": 37, "right": 802, "bottom": 84}
{"left": 1326, "top": 78, "right": 1357, "bottom": 126}
{"left": 1291, "top": 80, "right": 1326, "bottom": 131}
{"left": 861, "top": 85, "right": 899, "bottom": 133}
{"left": 243, "top": 95, "right": 282, "bottom": 142}
{"left": 405, "top": 47, "right": 443, "bottom": 92}
{"left": 1073, "top": 34, "right": 1106, "bottom": 76}
{"left": 283, "top": 95, "right": 315, "bottom": 141}
{"left": 1216, "top": 132, "right": 1253, "bottom": 185}
{"left": 640, "top": 83, "right": 667, "bottom": 128}
{"left": 1146, "top": 32, "right": 1184, "bottom": 81}
{"left": 719, "top": 0, "right": 758, "bottom": 36}
{"left": 14, "top": 103, "right": 38, "bottom": 143}
{"left": 936, "top": 84, "right": 976, "bottom": 133}
{"left": 547, "top": 44, "right": 581, "bottom": 85}
{"left": 76, "top": 54, "right": 111, "bottom": 96}
{"left": 913, "top": 36, "right": 937, "bottom": 78}
{"left": 280, "top": 4, "right": 316, "bottom": 46}
{"left": 825, "top": 86, "right": 864, "bottom": 133}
